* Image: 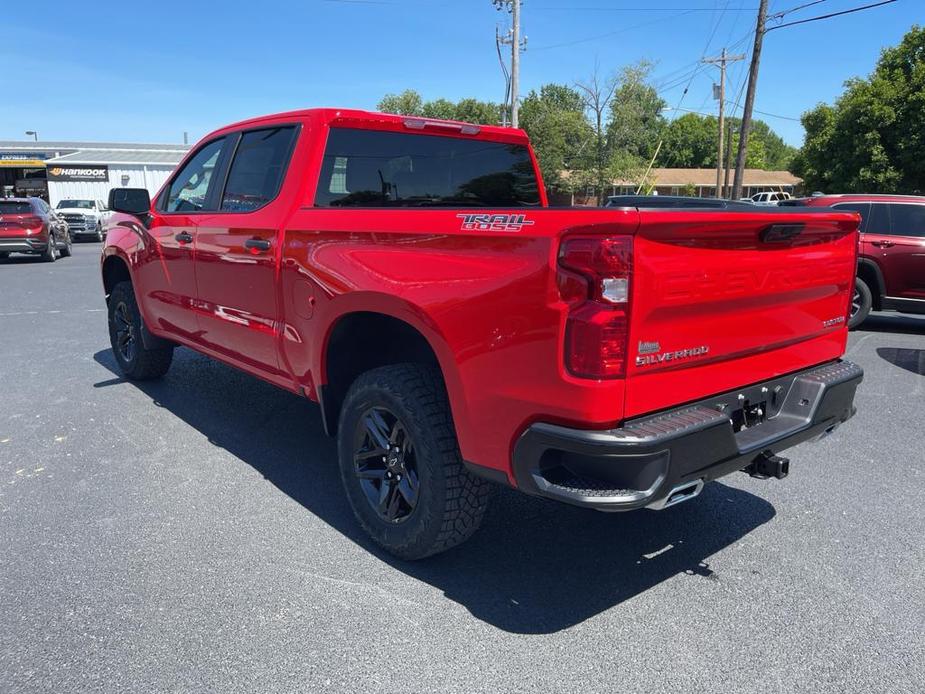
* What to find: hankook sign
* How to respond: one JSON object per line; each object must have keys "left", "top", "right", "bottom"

{"left": 47, "top": 165, "right": 109, "bottom": 182}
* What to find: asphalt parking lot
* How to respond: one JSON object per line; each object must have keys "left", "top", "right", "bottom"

{"left": 1, "top": 243, "right": 923, "bottom": 693}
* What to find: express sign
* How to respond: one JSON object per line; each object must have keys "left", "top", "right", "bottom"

{"left": 47, "top": 165, "right": 109, "bottom": 182}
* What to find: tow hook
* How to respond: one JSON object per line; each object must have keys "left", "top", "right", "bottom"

{"left": 745, "top": 451, "right": 790, "bottom": 480}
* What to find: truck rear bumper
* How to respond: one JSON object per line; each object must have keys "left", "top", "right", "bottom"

{"left": 511, "top": 360, "right": 863, "bottom": 511}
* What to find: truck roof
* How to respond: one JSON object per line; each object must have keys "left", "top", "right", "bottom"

{"left": 206, "top": 108, "right": 530, "bottom": 144}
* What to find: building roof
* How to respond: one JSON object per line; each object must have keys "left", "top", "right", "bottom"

{"left": 0, "top": 140, "right": 189, "bottom": 152}
{"left": 616, "top": 168, "right": 801, "bottom": 187}
{"left": 45, "top": 149, "right": 187, "bottom": 166}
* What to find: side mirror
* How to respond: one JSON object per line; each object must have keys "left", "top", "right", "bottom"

{"left": 108, "top": 188, "right": 150, "bottom": 216}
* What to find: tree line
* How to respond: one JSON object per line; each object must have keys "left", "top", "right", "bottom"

{"left": 377, "top": 61, "right": 796, "bottom": 200}
{"left": 793, "top": 25, "right": 924, "bottom": 194}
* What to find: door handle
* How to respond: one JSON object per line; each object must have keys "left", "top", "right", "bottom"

{"left": 244, "top": 238, "right": 271, "bottom": 252}
{"left": 871, "top": 240, "right": 894, "bottom": 248}
{"left": 175, "top": 232, "right": 193, "bottom": 244}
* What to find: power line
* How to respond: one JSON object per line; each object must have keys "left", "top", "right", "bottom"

{"left": 531, "top": 8, "right": 700, "bottom": 50}
{"left": 766, "top": 0, "right": 898, "bottom": 31}
{"left": 531, "top": 5, "right": 758, "bottom": 10}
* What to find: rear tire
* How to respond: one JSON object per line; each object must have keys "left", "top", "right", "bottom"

{"left": 108, "top": 281, "right": 174, "bottom": 380}
{"left": 0, "top": 252, "right": 9, "bottom": 260}
{"left": 337, "top": 363, "right": 491, "bottom": 560}
{"left": 849, "top": 277, "right": 872, "bottom": 329}
{"left": 42, "top": 234, "right": 57, "bottom": 263}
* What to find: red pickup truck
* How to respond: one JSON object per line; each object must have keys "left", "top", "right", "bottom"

{"left": 101, "top": 109, "right": 863, "bottom": 559}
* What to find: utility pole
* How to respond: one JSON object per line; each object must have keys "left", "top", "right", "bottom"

{"left": 732, "top": 0, "right": 768, "bottom": 200}
{"left": 511, "top": 0, "right": 520, "bottom": 127}
{"left": 494, "top": 0, "right": 526, "bottom": 128}
{"left": 723, "top": 121, "right": 735, "bottom": 198}
{"left": 703, "top": 48, "right": 744, "bottom": 198}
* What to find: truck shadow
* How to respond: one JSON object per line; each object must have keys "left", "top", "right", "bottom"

{"left": 94, "top": 348, "right": 776, "bottom": 634}
{"left": 876, "top": 347, "right": 925, "bottom": 376}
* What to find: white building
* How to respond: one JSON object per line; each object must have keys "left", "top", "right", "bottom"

{"left": 0, "top": 140, "right": 189, "bottom": 205}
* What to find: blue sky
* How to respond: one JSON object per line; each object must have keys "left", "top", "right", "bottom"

{"left": 0, "top": 0, "right": 917, "bottom": 147}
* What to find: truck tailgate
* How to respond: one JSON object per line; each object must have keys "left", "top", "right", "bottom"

{"left": 624, "top": 209, "right": 859, "bottom": 418}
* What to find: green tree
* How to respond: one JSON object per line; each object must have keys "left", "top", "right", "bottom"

{"left": 793, "top": 25, "right": 925, "bottom": 193}
{"left": 421, "top": 98, "right": 456, "bottom": 120}
{"left": 519, "top": 84, "right": 594, "bottom": 192}
{"left": 660, "top": 112, "right": 718, "bottom": 168}
{"left": 607, "top": 61, "right": 666, "bottom": 162}
{"left": 377, "top": 90, "right": 424, "bottom": 116}
{"left": 453, "top": 98, "right": 502, "bottom": 125}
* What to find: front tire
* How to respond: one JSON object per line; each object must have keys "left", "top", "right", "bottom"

{"left": 337, "top": 364, "right": 491, "bottom": 560}
{"left": 108, "top": 281, "right": 174, "bottom": 380}
{"left": 96, "top": 223, "right": 104, "bottom": 242}
{"left": 849, "top": 277, "right": 872, "bottom": 329}
{"left": 59, "top": 232, "right": 73, "bottom": 258}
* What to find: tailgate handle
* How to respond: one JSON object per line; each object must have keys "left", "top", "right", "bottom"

{"left": 760, "top": 224, "right": 804, "bottom": 243}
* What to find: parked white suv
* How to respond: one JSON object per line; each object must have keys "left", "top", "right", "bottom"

{"left": 55, "top": 199, "right": 111, "bottom": 241}
{"left": 743, "top": 191, "right": 793, "bottom": 206}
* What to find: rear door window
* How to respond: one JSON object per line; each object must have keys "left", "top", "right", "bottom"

{"left": 315, "top": 127, "right": 541, "bottom": 207}
{"left": 866, "top": 203, "right": 890, "bottom": 235}
{"left": 887, "top": 203, "right": 925, "bottom": 238}
{"left": 220, "top": 126, "right": 297, "bottom": 212}
{"left": 163, "top": 138, "right": 226, "bottom": 213}
{"left": 832, "top": 202, "right": 871, "bottom": 233}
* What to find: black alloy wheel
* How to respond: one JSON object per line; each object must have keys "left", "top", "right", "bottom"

{"left": 353, "top": 407, "right": 420, "bottom": 524}
{"left": 112, "top": 300, "right": 138, "bottom": 364}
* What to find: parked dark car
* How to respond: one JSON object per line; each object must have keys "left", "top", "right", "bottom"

{"left": 0, "top": 197, "right": 72, "bottom": 262}
{"left": 781, "top": 194, "right": 925, "bottom": 327}
{"left": 604, "top": 195, "right": 755, "bottom": 209}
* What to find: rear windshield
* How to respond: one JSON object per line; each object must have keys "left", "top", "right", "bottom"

{"left": 0, "top": 201, "right": 32, "bottom": 214}
{"left": 57, "top": 200, "right": 94, "bottom": 209}
{"left": 315, "top": 127, "right": 541, "bottom": 207}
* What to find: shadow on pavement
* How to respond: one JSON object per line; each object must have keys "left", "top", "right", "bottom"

{"left": 860, "top": 313, "right": 925, "bottom": 335}
{"left": 94, "top": 347, "right": 776, "bottom": 634}
{"left": 876, "top": 347, "right": 925, "bottom": 376}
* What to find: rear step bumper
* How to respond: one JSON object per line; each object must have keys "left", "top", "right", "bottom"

{"left": 512, "top": 360, "right": 863, "bottom": 512}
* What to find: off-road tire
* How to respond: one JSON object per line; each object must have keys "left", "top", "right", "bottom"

{"left": 108, "top": 281, "right": 174, "bottom": 380}
{"left": 849, "top": 276, "right": 872, "bottom": 329}
{"left": 337, "top": 363, "right": 492, "bottom": 560}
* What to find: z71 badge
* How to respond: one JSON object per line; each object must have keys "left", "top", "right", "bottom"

{"left": 456, "top": 213, "right": 535, "bottom": 232}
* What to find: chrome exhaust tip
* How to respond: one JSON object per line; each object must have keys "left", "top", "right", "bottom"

{"left": 647, "top": 479, "right": 704, "bottom": 510}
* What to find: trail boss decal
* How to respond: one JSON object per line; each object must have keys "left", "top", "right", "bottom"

{"left": 457, "top": 213, "right": 535, "bottom": 232}
{"left": 636, "top": 343, "right": 710, "bottom": 367}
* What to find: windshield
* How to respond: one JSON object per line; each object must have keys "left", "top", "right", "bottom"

{"left": 57, "top": 200, "right": 94, "bottom": 209}
{"left": 315, "top": 128, "right": 541, "bottom": 208}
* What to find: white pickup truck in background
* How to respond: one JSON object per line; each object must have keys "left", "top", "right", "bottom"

{"left": 744, "top": 191, "right": 793, "bottom": 205}
{"left": 55, "top": 199, "right": 111, "bottom": 241}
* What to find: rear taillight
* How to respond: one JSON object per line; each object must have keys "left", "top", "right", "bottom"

{"left": 21, "top": 215, "right": 43, "bottom": 230}
{"left": 558, "top": 236, "right": 633, "bottom": 379}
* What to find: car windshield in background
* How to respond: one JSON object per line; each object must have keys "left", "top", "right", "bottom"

{"left": 57, "top": 200, "right": 94, "bottom": 209}
{"left": 315, "top": 128, "right": 541, "bottom": 207}
{"left": 0, "top": 201, "right": 33, "bottom": 214}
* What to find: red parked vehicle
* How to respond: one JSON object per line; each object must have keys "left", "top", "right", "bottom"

{"left": 781, "top": 194, "right": 925, "bottom": 327}
{"left": 101, "top": 109, "right": 863, "bottom": 558}
{"left": 0, "top": 197, "right": 72, "bottom": 262}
